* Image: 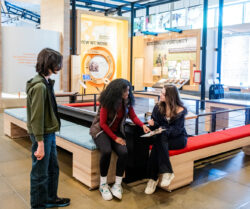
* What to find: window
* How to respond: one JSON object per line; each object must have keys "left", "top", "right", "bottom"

{"left": 187, "top": 6, "right": 203, "bottom": 29}
{"left": 155, "top": 12, "right": 170, "bottom": 32}
{"left": 223, "top": 4, "right": 243, "bottom": 26}
{"left": 208, "top": 8, "right": 216, "bottom": 28}
{"left": 134, "top": 17, "right": 141, "bottom": 33}
{"left": 134, "top": 16, "right": 146, "bottom": 32}
{"left": 134, "top": 16, "right": 146, "bottom": 33}
{"left": 148, "top": 14, "right": 157, "bottom": 31}
{"left": 221, "top": 35, "right": 250, "bottom": 87}
{"left": 172, "top": 9, "right": 186, "bottom": 27}
{"left": 245, "top": 2, "right": 250, "bottom": 23}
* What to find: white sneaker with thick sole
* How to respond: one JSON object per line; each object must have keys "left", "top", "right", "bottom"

{"left": 160, "top": 173, "right": 175, "bottom": 187}
{"left": 99, "top": 184, "right": 113, "bottom": 201}
{"left": 111, "top": 184, "right": 123, "bottom": 199}
{"left": 145, "top": 179, "right": 159, "bottom": 194}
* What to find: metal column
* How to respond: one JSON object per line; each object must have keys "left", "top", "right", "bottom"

{"left": 117, "top": 7, "right": 122, "bottom": 16}
{"left": 72, "top": 0, "right": 76, "bottom": 55}
{"left": 217, "top": 0, "right": 224, "bottom": 83}
{"left": 200, "top": 0, "right": 208, "bottom": 110}
{"left": 129, "top": 3, "right": 135, "bottom": 83}
{"left": 146, "top": 6, "right": 149, "bottom": 30}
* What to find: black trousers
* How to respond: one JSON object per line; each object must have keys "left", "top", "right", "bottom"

{"left": 94, "top": 132, "right": 128, "bottom": 177}
{"left": 147, "top": 132, "right": 187, "bottom": 181}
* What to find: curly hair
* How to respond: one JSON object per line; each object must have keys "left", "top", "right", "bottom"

{"left": 36, "top": 48, "right": 63, "bottom": 76}
{"left": 99, "top": 78, "right": 135, "bottom": 112}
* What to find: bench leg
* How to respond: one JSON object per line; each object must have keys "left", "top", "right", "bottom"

{"left": 72, "top": 149, "right": 117, "bottom": 189}
{"left": 160, "top": 161, "right": 194, "bottom": 192}
{"left": 243, "top": 145, "right": 250, "bottom": 155}
{"left": 4, "top": 121, "right": 28, "bottom": 139}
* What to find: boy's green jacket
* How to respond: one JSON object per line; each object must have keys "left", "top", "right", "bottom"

{"left": 26, "top": 74, "right": 60, "bottom": 141}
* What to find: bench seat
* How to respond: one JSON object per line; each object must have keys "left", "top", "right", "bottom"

{"left": 3, "top": 108, "right": 250, "bottom": 191}
{"left": 3, "top": 108, "right": 116, "bottom": 189}
{"left": 4, "top": 108, "right": 97, "bottom": 151}
{"left": 56, "top": 124, "right": 96, "bottom": 150}
{"left": 169, "top": 125, "right": 250, "bottom": 156}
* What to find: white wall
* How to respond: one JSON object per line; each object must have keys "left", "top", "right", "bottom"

{"left": 2, "top": 27, "right": 61, "bottom": 93}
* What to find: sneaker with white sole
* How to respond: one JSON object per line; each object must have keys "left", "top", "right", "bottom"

{"left": 99, "top": 184, "right": 113, "bottom": 201}
{"left": 160, "top": 173, "right": 175, "bottom": 187}
{"left": 111, "top": 184, "right": 123, "bottom": 200}
{"left": 145, "top": 179, "right": 159, "bottom": 194}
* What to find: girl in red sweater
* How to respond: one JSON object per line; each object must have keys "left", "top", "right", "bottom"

{"left": 90, "top": 79, "right": 150, "bottom": 200}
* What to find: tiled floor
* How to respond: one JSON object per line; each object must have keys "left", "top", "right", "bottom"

{"left": 1, "top": 112, "right": 250, "bottom": 209}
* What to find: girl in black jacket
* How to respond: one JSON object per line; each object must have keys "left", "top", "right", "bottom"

{"left": 145, "top": 85, "right": 188, "bottom": 194}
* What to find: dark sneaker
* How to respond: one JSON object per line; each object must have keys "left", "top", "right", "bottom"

{"left": 45, "top": 197, "right": 70, "bottom": 208}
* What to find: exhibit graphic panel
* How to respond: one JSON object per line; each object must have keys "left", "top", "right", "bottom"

{"left": 79, "top": 14, "right": 129, "bottom": 94}
{"left": 81, "top": 47, "right": 115, "bottom": 86}
{"left": 149, "top": 37, "right": 197, "bottom": 84}
{"left": 133, "top": 30, "right": 201, "bottom": 91}
{"left": 2, "top": 27, "right": 61, "bottom": 93}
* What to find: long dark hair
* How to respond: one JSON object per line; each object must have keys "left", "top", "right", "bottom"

{"left": 36, "top": 48, "right": 63, "bottom": 76}
{"left": 99, "top": 78, "right": 134, "bottom": 112}
{"left": 158, "top": 85, "right": 185, "bottom": 118}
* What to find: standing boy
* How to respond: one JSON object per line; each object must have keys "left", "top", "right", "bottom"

{"left": 26, "top": 48, "right": 70, "bottom": 209}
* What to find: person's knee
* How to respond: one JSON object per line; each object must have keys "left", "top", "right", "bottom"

{"left": 118, "top": 148, "right": 128, "bottom": 159}
{"left": 101, "top": 148, "right": 112, "bottom": 158}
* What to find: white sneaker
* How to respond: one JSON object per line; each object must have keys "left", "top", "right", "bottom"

{"left": 160, "top": 173, "right": 175, "bottom": 187}
{"left": 111, "top": 184, "right": 123, "bottom": 199}
{"left": 99, "top": 184, "right": 113, "bottom": 201}
{"left": 145, "top": 179, "right": 159, "bottom": 194}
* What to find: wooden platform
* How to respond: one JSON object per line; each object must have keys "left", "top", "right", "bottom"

{"left": 3, "top": 113, "right": 117, "bottom": 189}
{"left": 166, "top": 136, "right": 250, "bottom": 191}
{"left": 3, "top": 111, "right": 250, "bottom": 192}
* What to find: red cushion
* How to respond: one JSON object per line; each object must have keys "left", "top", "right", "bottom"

{"left": 169, "top": 125, "right": 250, "bottom": 156}
{"left": 63, "top": 102, "right": 100, "bottom": 107}
{"left": 221, "top": 125, "right": 250, "bottom": 139}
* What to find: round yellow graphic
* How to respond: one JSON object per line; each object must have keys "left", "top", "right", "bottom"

{"left": 81, "top": 47, "right": 115, "bottom": 87}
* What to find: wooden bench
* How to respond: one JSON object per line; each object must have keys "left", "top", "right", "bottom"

{"left": 3, "top": 108, "right": 250, "bottom": 192}
{"left": 165, "top": 125, "right": 250, "bottom": 191}
{"left": 3, "top": 108, "right": 117, "bottom": 189}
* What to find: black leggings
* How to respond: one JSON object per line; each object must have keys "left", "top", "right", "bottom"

{"left": 94, "top": 132, "right": 128, "bottom": 177}
{"left": 147, "top": 132, "right": 187, "bottom": 181}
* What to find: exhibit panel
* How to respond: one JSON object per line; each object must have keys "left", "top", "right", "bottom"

{"left": 1, "top": 27, "right": 61, "bottom": 93}
{"left": 72, "top": 12, "right": 129, "bottom": 94}
{"left": 133, "top": 29, "right": 201, "bottom": 91}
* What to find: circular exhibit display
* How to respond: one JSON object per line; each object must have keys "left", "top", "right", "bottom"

{"left": 82, "top": 47, "right": 115, "bottom": 87}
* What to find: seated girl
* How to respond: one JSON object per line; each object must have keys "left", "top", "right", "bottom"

{"left": 145, "top": 85, "right": 188, "bottom": 194}
{"left": 89, "top": 78, "right": 150, "bottom": 200}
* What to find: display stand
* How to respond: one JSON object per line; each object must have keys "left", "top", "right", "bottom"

{"left": 152, "top": 78, "right": 189, "bottom": 89}
{"left": 133, "top": 30, "right": 201, "bottom": 91}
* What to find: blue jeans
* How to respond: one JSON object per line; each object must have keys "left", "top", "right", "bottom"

{"left": 30, "top": 133, "right": 59, "bottom": 209}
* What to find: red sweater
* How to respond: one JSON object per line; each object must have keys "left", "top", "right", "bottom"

{"left": 100, "top": 105, "right": 144, "bottom": 140}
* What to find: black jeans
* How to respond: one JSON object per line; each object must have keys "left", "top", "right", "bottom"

{"left": 30, "top": 133, "right": 59, "bottom": 209}
{"left": 147, "top": 132, "right": 187, "bottom": 181}
{"left": 94, "top": 132, "right": 128, "bottom": 177}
